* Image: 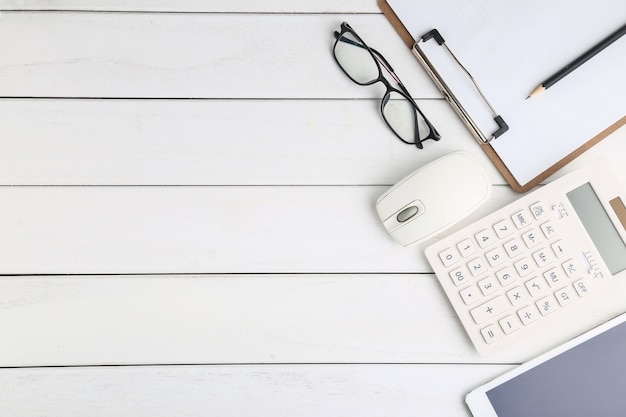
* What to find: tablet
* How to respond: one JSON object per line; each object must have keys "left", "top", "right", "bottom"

{"left": 466, "top": 312, "right": 626, "bottom": 417}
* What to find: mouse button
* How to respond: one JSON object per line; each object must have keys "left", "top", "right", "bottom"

{"left": 449, "top": 161, "right": 491, "bottom": 213}
{"left": 416, "top": 151, "right": 469, "bottom": 183}
{"left": 397, "top": 205, "right": 419, "bottom": 222}
{"left": 420, "top": 178, "right": 482, "bottom": 223}
{"left": 464, "top": 176, "right": 491, "bottom": 204}
{"left": 381, "top": 199, "right": 424, "bottom": 233}
{"left": 428, "top": 154, "right": 489, "bottom": 205}
{"left": 390, "top": 207, "right": 432, "bottom": 246}
{"left": 375, "top": 179, "right": 419, "bottom": 222}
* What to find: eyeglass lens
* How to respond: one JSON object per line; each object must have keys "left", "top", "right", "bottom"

{"left": 383, "top": 91, "right": 420, "bottom": 144}
{"left": 333, "top": 31, "right": 380, "bottom": 85}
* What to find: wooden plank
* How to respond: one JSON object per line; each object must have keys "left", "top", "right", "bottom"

{"left": 0, "top": 363, "right": 513, "bottom": 417}
{"left": 0, "top": 13, "right": 439, "bottom": 99}
{"left": 3, "top": 99, "right": 623, "bottom": 187}
{"left": 0, "top": 185, "right": 519, "bottom": 275}
{"left": 0, "top": 274, "right": 487, "bottom": 366}
{"left": 0, "top": 99, "right": 506, "bottom": 186}
{"left": 0, "top": 0, "right": 381, "bottom": 13}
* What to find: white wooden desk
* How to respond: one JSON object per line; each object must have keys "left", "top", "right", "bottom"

{"left": 1, "top": 1, "right": 625, "bottom": 415}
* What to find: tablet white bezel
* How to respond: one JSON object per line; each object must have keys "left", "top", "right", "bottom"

{"left": 465, "top": 312, "right": 626, "bottom": 417}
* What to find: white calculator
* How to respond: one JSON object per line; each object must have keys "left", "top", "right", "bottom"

{"left": 425, "top": 159, "right": 626, "bottom": 357}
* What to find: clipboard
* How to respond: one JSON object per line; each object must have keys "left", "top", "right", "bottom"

{"left": 378, "top": 0, "right": 626, "bottom": 192}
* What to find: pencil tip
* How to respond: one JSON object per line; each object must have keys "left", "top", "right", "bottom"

{"left": 527, "top": 85, "right": 545, "bottom": 99}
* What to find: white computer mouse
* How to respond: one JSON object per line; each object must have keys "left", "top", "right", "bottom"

{"left": 376, "top": 151, "right": 492, "bottom": 246}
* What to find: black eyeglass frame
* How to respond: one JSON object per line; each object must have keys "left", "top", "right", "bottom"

{"left": 332, "top": 22, "right": 440, "bottom": 149}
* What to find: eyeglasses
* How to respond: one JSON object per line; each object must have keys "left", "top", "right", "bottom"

{"left": 333, "top": 22, "right": 440, "bottom": 149}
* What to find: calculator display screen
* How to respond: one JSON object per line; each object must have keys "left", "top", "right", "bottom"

{"left": 566, "top": 183, "right": 626, "bottom": 275}
{"left": 485, "top": 320, "right": 626, "bottom": 416}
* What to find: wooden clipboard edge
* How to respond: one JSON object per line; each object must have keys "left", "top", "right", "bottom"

{"left": 377, "top": 0, "right": 415, "bottom": 49}
{"left": 378, "top": 0, "right": 626, "bottom": 193}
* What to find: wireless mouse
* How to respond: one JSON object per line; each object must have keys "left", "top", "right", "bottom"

{"left": 376, "top": 151, "right": 492, "bottom": 246}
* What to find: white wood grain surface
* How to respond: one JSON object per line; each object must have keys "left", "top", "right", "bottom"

{"left": 0, "top": 99, "right": 501, "bottom": 185}
{"left": 0, "top": 12, "right": 438, "bottom": 99}
{"left": 0, "top": 0, "right": 381, "bottom": 13}
{"left": 1, "top": 1, "right": 625, "bottom": 416}
{"left": 0, "top": 364, "right": 515, "bottom": 417}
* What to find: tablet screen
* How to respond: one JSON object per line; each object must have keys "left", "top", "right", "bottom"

{"left": 484, "top": 320, "right": 626, "bottom": 416}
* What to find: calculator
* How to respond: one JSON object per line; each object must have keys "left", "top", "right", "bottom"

{"left": 425, "top": 159, "right": 626, "bottom": 356}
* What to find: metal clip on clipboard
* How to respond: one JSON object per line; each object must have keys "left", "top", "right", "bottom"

{"left": 412, "top": 29, "right": 509, "bottom": 144}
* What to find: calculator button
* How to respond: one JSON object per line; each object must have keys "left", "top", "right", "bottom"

{"left": 532, "top": 248, "right": 553, "bottom": 268}
{"left": 477, "top": 276, "right": 498, "bottom": 296}
{"left": 517, "top": 305, "right": 540, "bottom": 325}
{"left": 480, "top": 324, "right": 502, "bottom": 344}
{"left": 573, "top": 278, "right": 591, "bottom": 297}
{"left": 495, "top": 267, "right": 517, "bottom": 287}
{"left": 529, "top": 202, "right": 547, "bottom": 220}
{"left": 449, "top": 266, "right": 470, "bottom": 286}
{"left": 493, "top": 219, "right": 514, "bottom": 239}
{"left": 551, "top": 240, "right": 567, "bottom": 258}
{"left": 475, "top": 229, "right": 496, "bottom": 248}
{"left": 503, "top": 238, "right": 524, "bottom": 258}
{"left": 525, "top": 276, "right": 545, "bottom": 297}
{"left": 456, "top": 239, "right": 477, "bottom": 258}
{"left": 511, "top": 209, "right": 533, "bottom": 229}
{"left": 438, "top": 247, "right": 460, "bottom": 267}
{"left": 555, "top": 287, "right": 575, "bottom": 306}
{"left": 467, "top": 257, "right": 488, "bottom": 277}
{"left": 562, "top": 259, "right": 580, "bottom": 278}
{"left": 521, "top": 229, "right": 543, "bottom": 248}
{"left": 514, "top": 257, "right": 535, "bottom": 277}
{"left": 470, "top": 296, "right": 508, "bottom": 324}
{"left": 485, "top": 247, "right": 506, "bottom": 267}
{"left": 459, "top": 284, "right": 481, "bottom": 306}
{"left": 543, "top": 267, "right": 564, "bottom": 287}
{"left": 540, "top": 221, "right": 558, "bottom": 239}
{"left": 536, "top": 295, "right": 558, "bottom": 316}
{"left": 506, "top": 286, "right": 527, "bottom": 306}
{"left": 499, "top": 315, "right": 521, "bottom": 335}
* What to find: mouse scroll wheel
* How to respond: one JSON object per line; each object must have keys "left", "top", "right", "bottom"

{"left": 397, "top": 206, "right": 419, "bottom": 223}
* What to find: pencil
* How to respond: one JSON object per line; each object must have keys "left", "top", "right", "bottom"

{"left": 527, "top": 22, "right": 626, "bottom": 99}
